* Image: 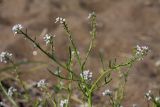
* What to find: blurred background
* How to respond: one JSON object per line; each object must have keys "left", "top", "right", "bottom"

{"left": 0, "top": 0, "right": 160, "bottom": 106}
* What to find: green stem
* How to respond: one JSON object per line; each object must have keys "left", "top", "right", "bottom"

{"left": 62, "top": 22, "right": 90, "bottom": 89}
{"left": 43, "top": 87, "right": 57, "bottom": 107}
{"left": 82, "top": 35, "right": 95, "bottom": 71}
{"left": 48, "top": 93, "right": 57, "bottom": 107}
{"left": 63, "top": 22, "right": 82, "bottom": 69}
{"left": 109, "top": 95, "right": 115, "bottom": 107}
{"left": 88, "top": 92, "right": 92, "bottom": 107}
{"left": 82, "top": 12, "right": 96, "bottom": 70}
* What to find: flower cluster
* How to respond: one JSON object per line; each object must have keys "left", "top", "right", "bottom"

{"left": 37, "top": 79, "right": 47, "bottom": 88}
{"left": 12, "top": 24, "right": 23, "bottom": 34}
{"left": 102, "top": 89, "right": 112, "bottom": 96}
{"left": 135, "top": 45, "right": 149, "bottom": 60}
{"left": 55, "top": 17, "right": 66, "bottom": 24}
{"left": 7, "top": 87, "right": 17, "bottom": 97}
{"left": 0, "top": 51, "right": 12, "bottom": 63}
{"left": 80, "top": 70, "right": 92, "bottom": 81}
{"left": 145, "top": 90, "right": 152, "bottom": 100}
{"left": 43, "top": 34, "right": 53, "bottom": 45}
{"left": 60, "top": 99, "right": 68, "bottom": 107}
{"left": 43, "top": 34, "right": 56, "bottom": 45}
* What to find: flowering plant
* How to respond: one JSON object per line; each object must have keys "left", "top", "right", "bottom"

{"left": 0, "top": 12, "right": 158, "bottom": 107}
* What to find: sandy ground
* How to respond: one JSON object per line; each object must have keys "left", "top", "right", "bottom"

{"left": 0, "top": 0, "right": 160, "bottom": 106}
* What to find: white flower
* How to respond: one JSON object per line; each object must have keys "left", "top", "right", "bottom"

{"left": 0, "top": 52, "right": 12, "bottom": 63}
{"left": 145, "top": 90, "right": 152, "bottom": 100}
{"left": 37, "top": 79, "right": 47, "bottom": 88}
{"left": 12, "top": 24, "right": 23, "bottom": 34}
{"left": 43, "top": 34, "right": 55, "bottom": 45}
{"left": 135, "top": 45, "right": 149, "bottom": 60}
{"left": 55, "top": 17, "right": 66, "bottom": 24}
{"left": 136, "top": 45, "right": 148, "bottom": 55}
{"left": 80, "top": 70, "right": 92, "bottom": 81}
{"left": 102, "top": 89, "right": 112, "bottom": 96}
{"left": 43, "top": 34, "right": 51, "bottom": 45}
{"left": 87, "top": 12, "right": 95, "bottom": 19}
{"left": 60, "top": 99, "right": 68, "bottom": 107}
{"left": 88, "top": 13, "right": 92, "bottom": 19}
{"left": 7, "top": 87, "right": 17, "bottom": 97}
